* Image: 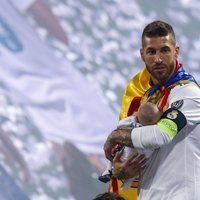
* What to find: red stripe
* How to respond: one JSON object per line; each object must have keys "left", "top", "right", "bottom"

{"left": 127, "top": 96, "right": 142, "bottom": 116}
{"left": 111, "top": 178, "right": 119, "bottom": 193}
{"left": 160, "top": 88, "right": 171, "bottom": 111}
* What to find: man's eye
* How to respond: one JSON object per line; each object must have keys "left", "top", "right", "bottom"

{"left": 161, "top": 47, "right": 170, "bottom": 53}
{"left": 146, "top": 49, "right": 155, "bottom": 55}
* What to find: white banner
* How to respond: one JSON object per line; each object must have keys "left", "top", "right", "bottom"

{"left": 0, "top": 0, "right": 117, "bottom": 155}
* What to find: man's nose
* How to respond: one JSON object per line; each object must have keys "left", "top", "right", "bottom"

{"left": 154, "top": 54, "right": 163, "bottom": 64}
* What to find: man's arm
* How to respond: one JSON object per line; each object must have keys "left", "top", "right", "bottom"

{"left": 132, "top": 107, "right": 187, "bottom": 149}
{"left": 132, "top": 88, "right": 200, "bottom": 149}
{"left": 104, "top": 129, "right": 133, "bottom": 161}
{"left": 104, "top": 97, "right": 200, "bottom": 160}
{"left": 103, "top": 107, "right": 178, "bottom": 161}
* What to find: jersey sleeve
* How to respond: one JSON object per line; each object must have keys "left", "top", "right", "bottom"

{"left": 169, "top": 84, "right": 200, "bottom": 125}
{"left": 131, "top": 83, "right": 200, "bottom": 149}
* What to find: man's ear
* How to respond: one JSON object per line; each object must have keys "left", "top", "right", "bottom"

{"left": 140, "top": 48, "right": 145, "bottom": 62}
{"left": 175, "top": 46, "right": 180, "bottom": 59}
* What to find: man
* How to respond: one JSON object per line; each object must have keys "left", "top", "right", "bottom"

{"left": 104, "top": 20, "right": 200, "bottom": 199}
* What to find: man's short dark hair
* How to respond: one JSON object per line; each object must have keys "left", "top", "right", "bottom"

{"left": 142, "top": 20, "right": 176, "bottom": 47}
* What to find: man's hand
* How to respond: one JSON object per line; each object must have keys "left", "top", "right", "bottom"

{"left": 103, "top": 129, "right": 133, "bottom": 161}
{"left": 112, "top": 149, "right": 147, "bottom": 180}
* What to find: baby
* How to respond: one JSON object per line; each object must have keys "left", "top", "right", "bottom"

{"left": 99, "top": 102, "right": 162, "bottom": 189}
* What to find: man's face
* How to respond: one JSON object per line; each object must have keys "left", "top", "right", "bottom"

{"left": 140, "top": 34, "right": 179, "bottom": 85}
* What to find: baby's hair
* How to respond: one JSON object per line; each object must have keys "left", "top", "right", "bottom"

{"left": 137, "top": 102, "right": 162, "bottom": 125}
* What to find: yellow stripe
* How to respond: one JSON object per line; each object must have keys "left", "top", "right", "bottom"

{"left": 119, "top": 67, "right": 151, "bottom": 119}
{"left": 117, "top": 180, "right": 138, "bottom": 200}
{"left": 157, "top": 118, "right": 178, "bottom": 138}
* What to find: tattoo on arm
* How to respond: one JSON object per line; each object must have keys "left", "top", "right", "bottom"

{"left": 112, "top": 129, "right": 133, "bottom": 147}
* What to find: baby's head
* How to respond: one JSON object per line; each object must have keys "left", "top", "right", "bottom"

{"left": 136, "top": 102, "right": 162, "bottom": 126}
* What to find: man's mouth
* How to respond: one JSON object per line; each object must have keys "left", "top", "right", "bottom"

{"left": 154, "top": 65, "right": 165, "bottom": 72}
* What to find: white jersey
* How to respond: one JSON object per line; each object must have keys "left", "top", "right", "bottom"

{"left": 131, "top": 83, "right": 200, "bottom": 200}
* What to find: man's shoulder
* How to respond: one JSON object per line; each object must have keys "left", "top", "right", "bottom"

{"left": 172, "top": 82, "right": 199, "bottom": 92}
{"left": 170, "top": 82, "right": 200, "bottom": 101}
